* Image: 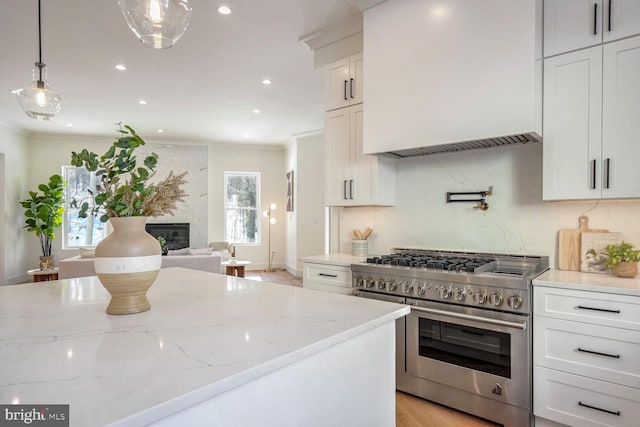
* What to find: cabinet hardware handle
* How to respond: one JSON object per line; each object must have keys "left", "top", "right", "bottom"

{"left": 578, "top": 401, "right": 621, "bottom": 416}
{"left": 343, "top": 180, "right": 348, "bottom": 200}
{"left": 349, "top": 180, "right": 354, "bottom": 199}
{"left": 344, "top": 80, "right": 348, "bottom": 100}
{"left": 577, "top": 348, "right": 620, "bottom": 358}
{"left": 608, "top": 0, "right": 612, "bottom": 32}
{"left": 577, "top": 305, "right": 621, "bottom": 314}
{"left": 319, "top": 273, "right": 338, "bottom": 278}
{"left": 590, "top": 159, "right": 597, "bottom": 189}
{"left": 594, "top": 3, "right": 598, "bottom": 35}
{"left": 350, "top": 78, "right": 354, "bottom": 99}
{"left": 604, "top": 158, "right": 611, "bottom": 189}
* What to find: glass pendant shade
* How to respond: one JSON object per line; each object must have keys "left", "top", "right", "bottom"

{"left": 119, "top": 0, "right": 192, "bottom": 49}
{"left": 12, "top": 64, "right": 62, "bottom": 121}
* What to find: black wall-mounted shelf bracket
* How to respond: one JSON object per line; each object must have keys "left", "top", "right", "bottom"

{"left": 446, "top": 186, "right": 493, "bottom": 211}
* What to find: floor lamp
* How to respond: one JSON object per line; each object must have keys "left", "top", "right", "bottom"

{"left": 263, "top": 203, "right": 277, "bottom": 272}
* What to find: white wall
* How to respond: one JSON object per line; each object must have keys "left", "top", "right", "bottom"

{"left": 285, "top": 132, "right": 326, "bottom": 276}
{"left": 0, "top": 124, "right": 29, "bottom": 284}
{"left": 207, "top": 143, "right": 286, "bottom": 270}
{"left": 335, "top": 143, "right": 640, "bottom": 267}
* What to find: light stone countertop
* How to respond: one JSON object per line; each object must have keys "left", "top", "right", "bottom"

{"left": 299, "top": 253, "right": 368, "bottom": 267}
{"left": 0, "top": 267, "right": 408, "bottom": 426}
{"left": 533, "top": 269, "right": 640, "bottom": 296}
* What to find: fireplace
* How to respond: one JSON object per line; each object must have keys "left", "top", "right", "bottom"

{"left": 145, "top": 223, "right": 190, "bottom": 250}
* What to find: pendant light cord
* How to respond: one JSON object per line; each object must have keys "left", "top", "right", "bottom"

{"left": 37, "top": 0, "right": 43, "bottom": 82}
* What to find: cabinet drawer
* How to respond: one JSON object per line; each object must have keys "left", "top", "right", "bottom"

{"left": 534, "top": 287, "right": 640, "bottom": 330}
{"left": 534, "top": 316, "right": 640, "bottom": 388}
{"left": 534, "top": 366, "right": 640, "bottom": 427}
{"left": 303, "top": 263, "right": 352, "bottom": 288}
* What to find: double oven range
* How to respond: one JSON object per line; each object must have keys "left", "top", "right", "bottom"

{"left": 351, "top": 248, "right": 548, "bottom": 427}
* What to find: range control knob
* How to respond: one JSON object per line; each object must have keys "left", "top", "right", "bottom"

{"left": 387, "top": 280, "right": 398, "bottom": 291}
{"left": 439, "top": 287, "right": 452, "bottom": 299}
{"left": 508, "top": 295, "right": 523, "bottom": 310}
{"left": 453, "top": 288, "right": 466, "bottom": 301}
{"left": 376, "top": 278, "right": 386, "bottom": 290}
{"left": 474, "top": 291, "right": 488, "bottom": 304}
{"left": 364, "top": 277, "right": 375, "bottom": 288}
{"left": 402, "top": 281, "right": 414, "bottom": 295}
{"left": 415, "top": 282, "right": 426, "bottom": 296}
{"left": 353, "top": 276, "right": 363, "bottom": 288}
{"left": 490, "top": 293, "right": 504, "bottom": 306}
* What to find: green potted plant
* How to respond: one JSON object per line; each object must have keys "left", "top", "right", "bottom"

{"left": 20, "top": 174, "right": 66, "bottom": 269}
{"left": 605, "top": 241, "right": 640, "bottom": 278}
{"left": 70, "top": 123, "right": 188, "bottom": 314}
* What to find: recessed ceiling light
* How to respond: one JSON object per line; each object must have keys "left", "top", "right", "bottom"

{"left": 115, "top": 64, "right": 127, "bottom": 71}
{"left": 138, "top": 100, "right": 147, "bottom": 105}
{"left": 158, "top": 129, "right": 164, "bottom": 133}
{"left": 262, "top": 79, "right": 272, "bottom": 85}
{"left": 218, "top": 6, "right": 231, "bottom": 15}
{"left": 243, "top": 133, "right": 250, "bottom": 138}
{"left": 252, "top": 108, "right": 261, "bottom": 114}
{"left": 66, "top": 123, "right": 73, "bottom": 127}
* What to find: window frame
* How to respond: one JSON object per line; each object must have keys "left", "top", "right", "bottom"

{"left": 223, "top": 171, "right": 261, "bottom": 246}
{"left": 61, "top": 165, "right": 107, "bottom": 249}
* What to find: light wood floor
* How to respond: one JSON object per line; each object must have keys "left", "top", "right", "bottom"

{"left": 245, "top": 270, "right": 500, "bottom": 427}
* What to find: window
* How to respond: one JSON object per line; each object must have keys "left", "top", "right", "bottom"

{"left": 224, "top": 172, "right": 260, "bottom": 245}
{"left": 62, "top": 166, "right": 107, "bottom": 249}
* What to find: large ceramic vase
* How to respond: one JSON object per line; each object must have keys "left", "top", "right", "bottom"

{"left": 94, "top": 217, "right": 162, "bottom": 315}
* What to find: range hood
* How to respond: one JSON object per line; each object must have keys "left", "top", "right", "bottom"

{"left": 362, "top": 0, "right": 541, "bottom": 159}
{"left": 377, "top": 132, "right": 542, "bottom": 159}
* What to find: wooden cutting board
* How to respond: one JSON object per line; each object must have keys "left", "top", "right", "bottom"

{"left": 558, "top": 216, "right": 608, "bottom": 271}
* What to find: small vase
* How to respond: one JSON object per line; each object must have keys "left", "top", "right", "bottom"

{"left": 39, "top": 255, "right": 54, "bottom": 270}
{"left": 94, "top": 217, "right": 162, "bottom": 315}
{"left": 612, "top": 262, "right": 638, "bottom": 278}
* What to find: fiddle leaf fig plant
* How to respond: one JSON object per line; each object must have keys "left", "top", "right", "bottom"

{"left": 20, "top": 174, "right": 66, "bottom": 257}
{"left": 70, "top": 123, "right": 187, "bottom": 223}
{"left": 604, "top": 241, "right": 640, "bottom": 269}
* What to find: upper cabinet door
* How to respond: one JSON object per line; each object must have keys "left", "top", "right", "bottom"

{"left": 543, "top": 46, "right": 603, "bottom": 200}
{"left": 603, "top": 0, "right": 640, "bottom": 43}
{"left": 324, "top": 54, "right": 363, "bottom": 111}
{"left": 601, "top": 35, "right": 640, "bottom": 199}
{"left": 544, "top": 0, "right": 603, "bottom": 57}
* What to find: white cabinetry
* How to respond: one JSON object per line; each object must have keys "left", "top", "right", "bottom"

{"left": 323, "top": 54, "right": 395, "bottom": 207}
{"left": 543, "top": 35, "right": 640, "bottom": 200}
{"left": 325, "top": 104, "right": 394, "bottom": 206}
{"left": 324, "top": 53, "right": 363, "bottom": 111}
{"left": 303, "top": 262, "right": 353, "bottom": 295}
{"left": 544, "top": 0, "right": 640, "bottom": 57}
{"left": 533, "top": 286, "right": 640, "bottom": 427}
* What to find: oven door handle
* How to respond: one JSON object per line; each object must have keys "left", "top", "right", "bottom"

{"left": 410, "top": 305, "right": 527, "bottom": 330}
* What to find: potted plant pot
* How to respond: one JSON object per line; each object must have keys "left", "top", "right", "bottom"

{"left": 612, "top": 262, "right": 638, "bottom": 278}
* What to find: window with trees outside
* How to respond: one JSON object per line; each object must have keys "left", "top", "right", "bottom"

{"left": 224, "top": 172, "right": 260, "bottom": 245}
{"left": 62, "top": 166, "right": 107, "bottom": 249}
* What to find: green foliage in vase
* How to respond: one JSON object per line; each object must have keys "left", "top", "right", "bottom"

{"left": 70, "top": 123, "right": 187, "bottom": 222}
{"left": 20, "top": 174, "right": 66, "bottom": 257}
{"left": 605, "top": 241, "right": 640, "bottom": 269}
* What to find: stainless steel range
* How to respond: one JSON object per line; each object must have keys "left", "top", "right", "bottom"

{"left": 351, "top": 248, "right": 549, "bottom": 427}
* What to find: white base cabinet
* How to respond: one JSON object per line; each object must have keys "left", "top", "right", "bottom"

{"left": 303, "top": 262, "right": 353, "bottom": 295}
{"left": 533, "top": 285, "right": 640, "bottom": 427}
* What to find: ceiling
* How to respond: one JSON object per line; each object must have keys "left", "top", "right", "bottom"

{"left": 0, "top": 0, "right": 361, "bottom": 145}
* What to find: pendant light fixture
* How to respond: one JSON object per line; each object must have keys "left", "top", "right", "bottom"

{"left": 119, "top": 0, "right": 192, "bottom": 49}
{"left": 12, "top": 0, "right": 62, "bottom": 121}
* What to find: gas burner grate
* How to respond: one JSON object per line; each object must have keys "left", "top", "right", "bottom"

{"left": 366, "top": 254, "right": 494, "bottom": 273}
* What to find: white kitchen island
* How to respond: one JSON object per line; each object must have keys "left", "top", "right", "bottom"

{"left": 0, "top": 267, "right": 408, "bottom": 427}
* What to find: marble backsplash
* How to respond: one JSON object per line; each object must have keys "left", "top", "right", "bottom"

{"left": 337, "top": 143, "right": 640, "bottom": 268}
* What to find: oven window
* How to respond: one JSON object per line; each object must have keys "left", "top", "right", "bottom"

{"left": 418, "top": 318, "right": 511, "bottom": 378}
